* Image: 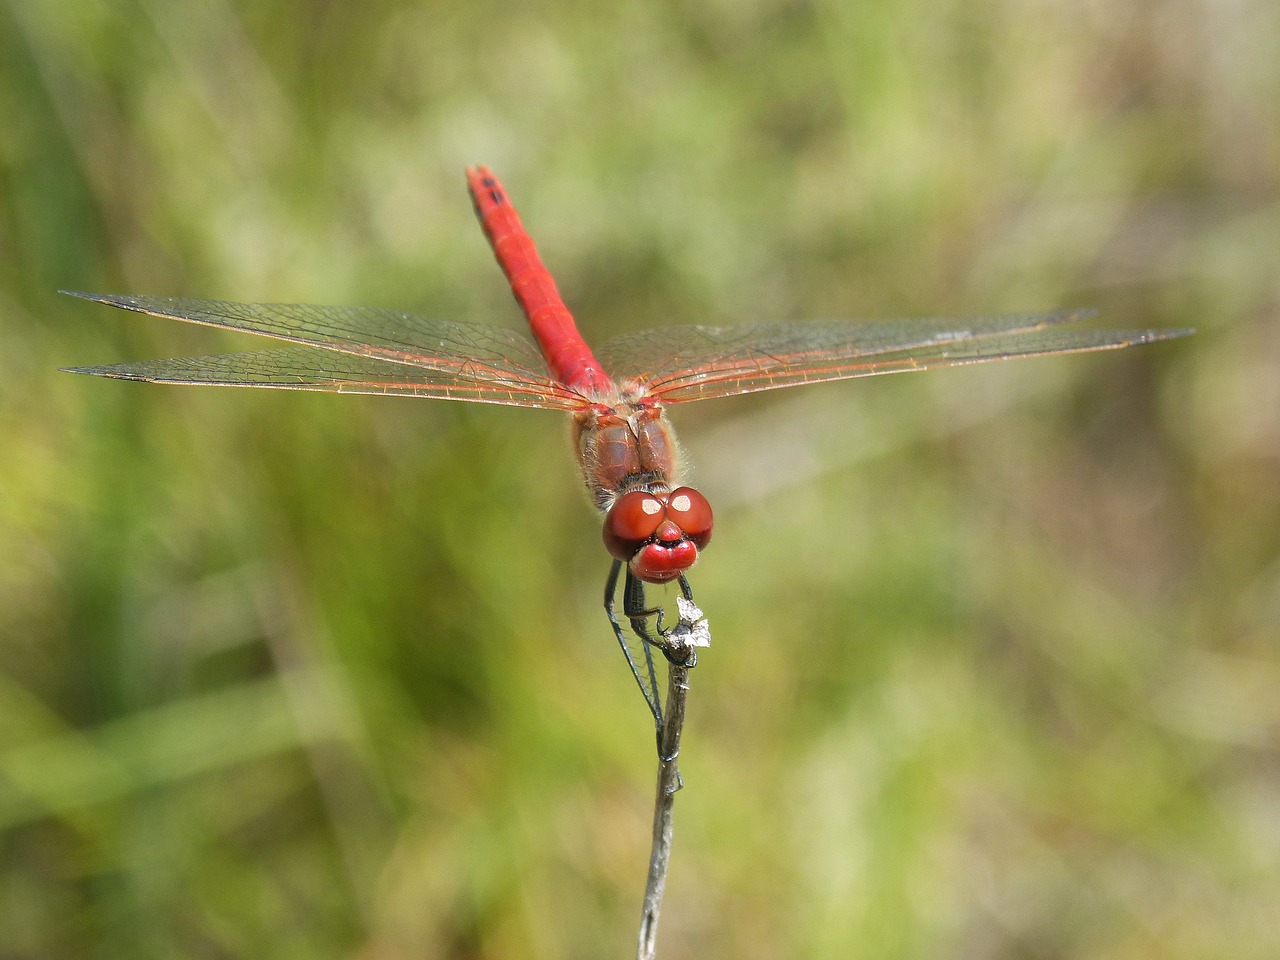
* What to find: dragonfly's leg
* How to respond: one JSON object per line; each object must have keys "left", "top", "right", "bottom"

{"left": 623, "top": 576, "right": 688, "bottom": 764}
{"left": 624, "top": 573, "right": 671, "bottom": 654}
{"left": 623, "top": 568, "right": 653, "bottom": 632}
{"left": 621, "top": 569, "right": 667, "bottom": 751}
{"left": 622, "top": 578, "right": 665, "bottom": 625}
{"left": 625, "top": 572, "right": 697, "bottom": 669}
{"left": 623, "top": 572, "right": 665, "bottom": 643}
{"left": 605, "top": 560, "right": 664, "bottom": 739}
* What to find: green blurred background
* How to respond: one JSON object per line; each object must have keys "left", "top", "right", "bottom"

{"left": 2, "top": 0, "right": 1276, "bottom": 956}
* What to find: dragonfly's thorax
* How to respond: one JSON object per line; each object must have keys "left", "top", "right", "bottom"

{"left": 578, "top": 387, "right": 714, "bottom": 584}
{"left": 573, "top": 391, "right": 683, "bottom": 512}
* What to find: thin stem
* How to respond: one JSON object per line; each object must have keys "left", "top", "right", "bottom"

{"left": 636, "top": 659, "right": 690, "bottom": 960}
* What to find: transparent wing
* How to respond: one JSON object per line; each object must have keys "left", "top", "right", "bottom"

{"left": 62, "top": 292, "right": 584, "bottom": 410}
{"left": 62, "top": 346, "right": 587, "bottom": 408}
{"left": 598, "top": 310, "right": 1192, "bottom": 404}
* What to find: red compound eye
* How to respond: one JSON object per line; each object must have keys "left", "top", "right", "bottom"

{"left": 602, "top": 490, "right": 666, "bottom": 561}
{"left": 665, "top": 486, "right": 713, "bottom": 550}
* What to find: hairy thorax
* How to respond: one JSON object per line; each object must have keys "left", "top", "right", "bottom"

{"left": 572, "top": 381, "right": 684, "bottom": 512}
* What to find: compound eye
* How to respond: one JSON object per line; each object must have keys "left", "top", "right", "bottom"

{"left": 665, "top": 486, "right": 713, "bottom": 550}
{"left": 602, "top": 491, "right": 666, "bottom": 561}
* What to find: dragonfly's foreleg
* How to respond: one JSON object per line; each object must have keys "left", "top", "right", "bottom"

{"left": 605, "top": 564, "right": 712, "bottom": 757}
{"left": 624, "top": 571, "right": 710, "bottom": 766}
{"left": 605, "top": 560, "right": 665, "bottom": 742}
{"left": 624, "top": 571, "right": 698, "bottom": 669}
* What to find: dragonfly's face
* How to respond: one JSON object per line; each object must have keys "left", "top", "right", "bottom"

{"left": 602, "top": 486, "right": 713, "bottom": 583}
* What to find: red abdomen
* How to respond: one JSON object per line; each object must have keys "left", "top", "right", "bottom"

{"left": 466, "top": 167, "right": 611, "bottom": 396}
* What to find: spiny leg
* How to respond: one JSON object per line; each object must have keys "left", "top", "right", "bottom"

{"left": 624, "top": 570, "right": 706, "bottom": 764}
{"left": 605, "top": 560, "right": 664, "bottom": 742}
{"left": 625, "top": 571, "right": 698, "bottom": 669}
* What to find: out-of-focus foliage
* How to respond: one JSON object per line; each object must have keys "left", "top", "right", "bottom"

{"left": 1, "top": 0, "right": 1275, "bottom": 956}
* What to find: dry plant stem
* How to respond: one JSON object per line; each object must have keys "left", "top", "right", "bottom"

{"left": 636, "top": 659, "right": 691, "bottom": 960}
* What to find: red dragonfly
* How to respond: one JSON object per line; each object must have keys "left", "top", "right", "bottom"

{"left": 64, "top": 167, "right": 1189, "bottom": 737}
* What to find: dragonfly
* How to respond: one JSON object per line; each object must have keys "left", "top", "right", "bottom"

{"left": 64, "top": 166, "right": 1190, "bottom": 742}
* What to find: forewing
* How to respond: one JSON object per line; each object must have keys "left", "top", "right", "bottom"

{"left": 63, "top": 292, "right": 582, "bottom": 409}
{"left": 599, "top": 311, "right": 1191, "bottom": 403}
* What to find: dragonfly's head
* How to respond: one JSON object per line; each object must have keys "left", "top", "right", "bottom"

{"left": 602, "top": 486, "right": 713, "bottom": 583}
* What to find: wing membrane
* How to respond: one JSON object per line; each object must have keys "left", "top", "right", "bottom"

{"left": 62, "top": 292, "right": 582, "bottom": 408}
{"left": 598, "top": 311, "right": 1191, "bottom": 403}
{"left": 62, "top": 345, "right": 585, "bottom": 409}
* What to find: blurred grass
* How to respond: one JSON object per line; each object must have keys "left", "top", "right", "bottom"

{"left": 1, "top": 0, "right": 1277, "bottom": 956}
